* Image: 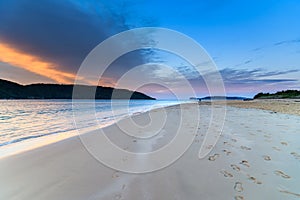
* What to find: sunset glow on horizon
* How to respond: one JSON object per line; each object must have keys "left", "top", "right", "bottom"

{"left": 0, "top": 42, "right": 77, "bottom": 84}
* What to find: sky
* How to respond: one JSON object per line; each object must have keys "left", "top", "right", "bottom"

{"left": 0, "top": 0, "right": 299, "bottom": 99}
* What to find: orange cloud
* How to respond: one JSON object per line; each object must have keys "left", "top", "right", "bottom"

{"left": 0, "top": 42, "right": 77, "bottom": 83}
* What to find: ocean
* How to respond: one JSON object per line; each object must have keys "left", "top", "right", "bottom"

{"left": 0, "top": 100, "right": 183, "bottom": 147}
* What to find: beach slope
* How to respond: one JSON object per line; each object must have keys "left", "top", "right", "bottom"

{"left": 0, "top": 103, "right": 300, "bottom": 199}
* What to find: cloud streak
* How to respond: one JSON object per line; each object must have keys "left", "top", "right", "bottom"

{"left": 0, "top": 43, "right": 77, "bottom": 83}
{"left": 273, "top": 39, "right": 300, "bottom": 46}
{"left": 219, "top": 68, "right": 299, "bottom": 83}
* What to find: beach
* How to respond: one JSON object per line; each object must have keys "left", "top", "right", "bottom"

{"left": 224, "top": 99, "right": 300, "bottom": 116}
{"left": 0, "top": 101, "right": 300, "bottom": 199}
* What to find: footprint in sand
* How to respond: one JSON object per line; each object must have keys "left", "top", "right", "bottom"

{"left": 240, "top": 160, "right": 250, "bottom": 167}
{"left": 231, "top": 164, "right": 240, "bottom": 171}
{"left": 123, "top": 147, "right": 129, "bottom": 151}
{"left": 274, "top": 170, "right": 291, "bottom": 179}
{"left": 264, "top": 134, "right": 271, "bottom": 138}
{"left": 223, "top": 149, "right": 232, "bottom": 156}
{"left": 272, "top": 146, "right": 281, "bottom": 151}
{"left": 234, "top": 182, "right": 243, "bottom": 192}
{"left": 223, "top": 141, "right": 234, "bottom": 147}
{"left": 208, "top": 153, "right": 220, "bottom": 161}
{"left": 122, "top": 157, "right": 128, "bottom": 162}
{"left": 291, "top": 152, "right": 300, "bottom": 160}
{"left": 234, "top": 196, "right": 244, "bottom": 200}
{"left": 264, "top": 139, "right": 272, "bottom": 143}
{"left": 114, "top": 194, "right": 122, "bottom": 200}
{"left": 220, "top": 170, "right": 233, "bottom": 178}
{"left": 241, "top": 146, "right": 251, "bottom": 150}
{"left": 112, "top": 171, "right": 120, "bottom": 178}
{"left": 247, "top": 175, "right": 262, "bottom": 184}
{"left": 281, "top": 141, "right": 288, "bottom": 146}
{"left": 122, "top": 184, "right": 126, "bottom": 190}
{"left": 263, "top": 155, "right": 271, "bottom": 161}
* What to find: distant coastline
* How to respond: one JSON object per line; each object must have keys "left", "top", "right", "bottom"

{"left": 200, "top": 96, "right": 252, "bottom": 101}
{"left": 0, "top": 79, "right": 155, "bottom": 100}
{"left": 190, "top": 96, "right": 253, "bottom": 101}
{"left": 254, "top": 90, "right": 300, "bottom": 99}
{"left": 189, "top": 90, "right": 300, "bottom": 101}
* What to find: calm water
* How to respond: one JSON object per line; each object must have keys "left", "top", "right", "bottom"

{"left": 0, "top": 100, "right": 183, "bottom": 147}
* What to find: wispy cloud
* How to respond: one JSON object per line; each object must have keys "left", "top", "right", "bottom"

{"left": 142, "top": 53, "right": 299, "bottom": 88}
{"left": 251, "top": 38, "right": 300, "bottom": 53}
{"left": 186, "top": 67, "right": 300, "bottom": 96}
{"left": 219, "top": 68, "right": 299, "bottom": 84}
{"left": 274, "top": 39, "right": 300, "bottom": 46}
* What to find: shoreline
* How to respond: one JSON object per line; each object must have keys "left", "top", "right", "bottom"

{"left": 0, "top": 102, "right": 185, "bottom": 159}
{"left": 1, "top": 99, "right": 299, "bottom": 159}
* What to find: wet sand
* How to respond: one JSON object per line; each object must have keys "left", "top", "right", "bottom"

{"left": 0, "top": 103, "right": 300, "bottom": 199}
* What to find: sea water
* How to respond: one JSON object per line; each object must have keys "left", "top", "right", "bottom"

{"left": 0, "top": 100, "right": 183, "bottom": 147}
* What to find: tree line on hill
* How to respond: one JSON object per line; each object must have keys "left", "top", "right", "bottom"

{"left": 254, "top": 90, "right": 300, "bottom": 99}
{"left": 0, "top": 79, "right": 155, "bottom": 100}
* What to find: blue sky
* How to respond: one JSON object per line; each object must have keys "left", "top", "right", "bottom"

{"left": 0, "top": 0, "right": 299, "bottom": 98}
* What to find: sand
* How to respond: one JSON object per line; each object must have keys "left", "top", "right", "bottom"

{"left": 200, "top": 99, "right": 300, "bottom": 116}
{"left": 0, "top": 102, "right": 300, "bottom": 199}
